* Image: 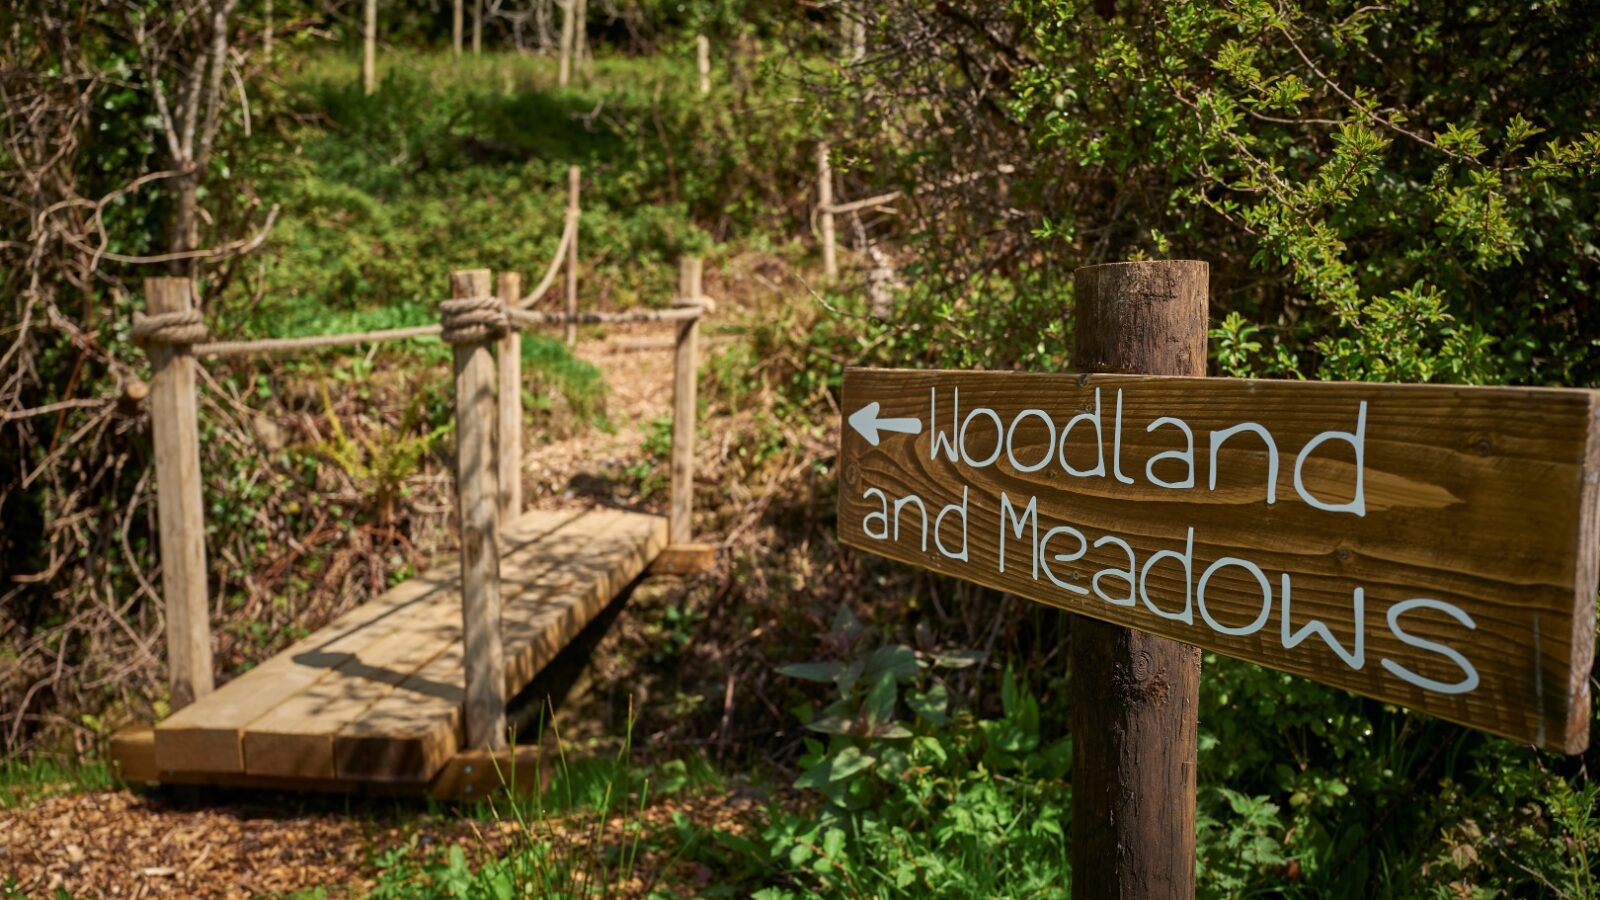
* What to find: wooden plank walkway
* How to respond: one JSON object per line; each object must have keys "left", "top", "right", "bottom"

{"left": 143, "top": 508, "right": 667, "bottom": 789}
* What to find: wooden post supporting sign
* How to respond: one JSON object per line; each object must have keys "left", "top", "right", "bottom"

{"left": 1068, "top": 261, "right": 1205, "bottom": 897}
{"left": 836, "top": 258, "right": 1600, "bottom": 895}
{"left": 144, "top": 277, "right": 215, "bottom": 711}
{"left": 447, "top": 269, "right": 507, "bottom": 751}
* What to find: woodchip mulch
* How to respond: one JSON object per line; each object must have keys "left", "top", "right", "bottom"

{"left": 0, "top": 786, "right": 764, "bottom": 898}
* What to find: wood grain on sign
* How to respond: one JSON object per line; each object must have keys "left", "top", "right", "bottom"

{"left": 838, "top": 368, "right": 1600, "bottom": 752}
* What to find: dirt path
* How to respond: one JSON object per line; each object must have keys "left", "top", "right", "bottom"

{"left": 519, "top": 326, "right": 680, "bottom": 511}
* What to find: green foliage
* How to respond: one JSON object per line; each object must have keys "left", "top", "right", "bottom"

{"left": 367, "top": 715, "right": 662, "bottom": 898}
{"left": 230, "top": 49, "right": 813, "bottom": 334}
{"left": 300, "top": 380, "right": 451, "bottom": 524}
{"left": 1010, "top": 0, "right": 1600, "bottom": 385}
{"left": 1191, "top": 654, "right": 1600, "bottom": 897}
{"left": 0, "top": 756, "right": 111, "bottom": 810}
{"left": 747, "top": 610, "right": 1071, "bottom": 897}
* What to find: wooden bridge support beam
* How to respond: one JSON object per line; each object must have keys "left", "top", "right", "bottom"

{"left": 144, "top": 277, "right": 215, "bottom": 711}
{"left": 496, "top": 272, "right": 523, "bottom": 521}
{"left": 448, "top": 268, "right": 507, "bottom": 751}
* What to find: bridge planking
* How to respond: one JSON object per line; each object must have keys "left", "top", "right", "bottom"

{"left": 332, "top": 510, "right": 666, "bottom": 782}
{"left": 240, "top": 509, "right": 622, "bottom": 780}
{"left": 147, "top": 508, "right": 666, "bottom": 786}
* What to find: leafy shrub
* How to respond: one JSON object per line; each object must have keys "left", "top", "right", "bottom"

{"left": 751, "top": 609, "right": 1070, "bottom": 898}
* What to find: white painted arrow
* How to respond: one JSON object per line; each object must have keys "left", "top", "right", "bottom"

{"left": 848, "top": 402, "right": 923, "bottom": 446}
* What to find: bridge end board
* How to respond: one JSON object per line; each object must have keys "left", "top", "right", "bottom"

{"left": 428, "top": 745, "right": 543, "bottom": 801}
{"left": 109, "top": 726, "right": 158, "bottom": 784}
{"left": 649, "top": 542, "right": 717, "bottom": 575}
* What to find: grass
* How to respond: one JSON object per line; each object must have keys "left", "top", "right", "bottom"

{"left": 0, "top": 756, "right": 112, "bottom": 810}
{"left": 362, "top": 708, "right": 733, "bottom": 898}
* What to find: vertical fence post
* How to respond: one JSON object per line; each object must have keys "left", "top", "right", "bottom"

{"left": 575, "top": 0, "right": 590, "bottom": 74}
{"left": 362, "top": 0, "right": 377, "bottom": 95}
{"left": 143, "top": 277, "right": 215, "bottom": 711}
{"left": 558, "top": 0, "right": 574, "bottom": 87}
{"left": 817, "top": 141, "right": 837, "bottom": 281}
{"left": 565, "top": 165, "right": 581, "bottom": 347}
{"left": 496, "top": 272, "right": 523, "bottom": 522}
{"left": 669, "top": 257, "right": 702, "bottom": 545}
{"left": 452, "top": 0, "right": 463, "bottom": 58}
{"left": 447, "top": 268, "right": 507, "bottom": 751}
{"left": 1068, "top": 260, "right": 1207, "bottom": 899}
{"left": 697, "top": 34, "right": 711, "bottom": 95}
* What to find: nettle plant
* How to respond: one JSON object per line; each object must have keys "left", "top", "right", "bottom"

{"left": 766, "top": 609, "right": 1071, "bottom": 895}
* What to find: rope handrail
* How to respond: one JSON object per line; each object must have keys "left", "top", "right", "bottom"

{"left": 508, "top": 304, "right": 708, "bottom": 329}
{"left": 184, "top": 209, "right": 579, "bottom": 358}
{"left": 518, "top": 212, "right": 577, "bottom": 309}
{"left": 184, "top": 301, "right": 710, "bottom": 358}
{"left": 193, "top": 324, "right": 444, "bottom": 357}
{"left": 820, "top": 164, "right": 1017, "bottom": 216}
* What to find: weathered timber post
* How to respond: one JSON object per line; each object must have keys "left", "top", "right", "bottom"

{"left": 817, "top": 141, "right": 837, "bottom": 281}
{"left": 565, "top": 165, "right": 581, "bottom": 347}
{"left": 575, "top": 0, "right": 590, "bottom": 75}
{"left": 142, "top": 277, "right": 215, "bottom": 710}
{"left": 452, "top": 0, "right": 463, "bottom": 58}
{"left": 496, "top": 271, "right": 523, "bottom": 521}
{"left": 1068, "top": 260, "right": 1207, "bottom": 899}
{"left": 558, "top": 0, "right": 575, "bottom": 87}
{"left": 697, "top": 34, "right": 711, "bottom": 95}
{"left": 669, "top": 257, "right": 703, "bottom": 544}
{"left": 444, "top": 268, "right": 507, "bottom": 751}
{"left": 362, "top": 0, "right": 377, "bottom": 95}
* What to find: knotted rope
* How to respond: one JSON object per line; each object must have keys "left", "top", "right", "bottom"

{"left": 131, "top": 309, "right": 211, "bottom": 349}
{"left": 439, "top": 295, "right": 508, "bottom": 345}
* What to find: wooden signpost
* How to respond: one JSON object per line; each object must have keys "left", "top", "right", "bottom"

{"left": 837, "top": 260, "right": 1600, "bottom": 897}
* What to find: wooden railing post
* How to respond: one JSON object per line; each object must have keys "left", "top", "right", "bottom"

{"left": 143, "top": 277, "right": 214, "bottom": 710}
{"left": 496, "top": 272, "right": 523, "bottom": 521}
{"left": 362, "top": 0, "right": 377, "bottom": 95}
{"left": 452, "top": 0, "right": 463, "bottom": 58}
{"left": 697, "top": 34, "right": 711, "bottom": 95}
{"left": 817, "top": 141, "right": 837, "bottom": 281}
{"left": 558, "top": 0, "right": 575, "bottom": 87}
{"left": 1068, "top": 260, "right": 1207, "bottom": 899}
{"left": 565, "top": 165, "right": 581, "bottom": 346}
{"left": 669, "top": 257, "right": 702, "bottom": 544}
{"left": 447, "top": 268, "right": 507, "bottom": 751}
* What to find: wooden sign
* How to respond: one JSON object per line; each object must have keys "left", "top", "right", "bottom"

{"left": 838, "top": 368, "right": 1600, "bottom": 753}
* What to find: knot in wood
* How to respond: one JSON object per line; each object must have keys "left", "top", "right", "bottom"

{"left": 131, "top": 309, "right": 210, "bottom": 349}
{"left": 439, "top": 295, "right": 508, "bottom": 345}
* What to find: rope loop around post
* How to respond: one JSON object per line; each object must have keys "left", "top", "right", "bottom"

{"left": 439, "top": 294, "right": 508, "bottom": 345}
{"left": 131, "top": 309, "right": 211, "bottom": 349}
